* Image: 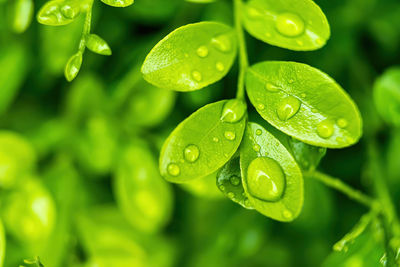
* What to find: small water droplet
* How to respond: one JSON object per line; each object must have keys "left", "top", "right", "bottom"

{"left": 296, "top": 40, "right": 304, "bottom": 46}
{"left": 244, "top": 198, "right": 251, "bottom": 206}
{"left": 282, "top": 209, "right": 293, "bottom": 219}
{"left": 224, "top": 153, "right": 229, "bottom": 157}
{"left": 227, "top": 192, "right": 235, "bottom": 198}
{"left": 265, "top": 32, "right": 272, "bottom": 38}
{"left": 247, "top": 157, "right": 286, "bottom": 202}
{"left": 184, "top": 144, "right": 200, "bottom": 163}
{"left": 276, "top": 96, "right": 301, "bottom": 121}
{"left": 253, "top": 144, "right": 261, "bottom": 152}
{"left": 230, "top": 175, "right": 241, "bottom": 186}
{"left": 219, "top": 185, "right": 225, "bottom": 191}
{"left": 300, "top": 93, "right": 306, "bottom": 98}
{"left": 224, "top": 131, "right": 236, "bottom": 141}
{"left": 221, "top": 99, "right": 247, "bottom": 123}
{"left": 256, "top": 129, "right": 262, "bottom": 136}
{"left": 213, "top": 137, "right": 219, "bottom": 142}
{"left": 266, "top": 82, "right": 279, "bottom": 92}
{"left": 246, "top": 6, "right": 262, "bottom": 19}
{"left": 211, "top": 34, "right": 232, "bottom": 52}
{"left": 337, "top": 118, "right": 348, "bottom": 128}
{"left": 192, "top": 71, "right": 202, "bottom": 82}
{"left": 275, "top": 13, "right": 305, "bottom": 37}
{"left": 167, "top": 163, "right": 180, "bottom": 176}
{"left": 216, "top": 62, "right": 225, "bottom": 72}
{"left": 257, "top": 103, "right": 265, "bottom": 110}
{"left": 196, "top": 45, "right": 208, "bottom": 58}
{"left": 317, "top": 120, "right": 334, "bottom": 138}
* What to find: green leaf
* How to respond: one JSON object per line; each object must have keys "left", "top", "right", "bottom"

{"left": 0, "top": 219, "right": 4, "bottom": 267}
{"left": 186, "top": 0, "right": 216, "bottom": 3}
{"left": 114, "top": 141, "right": 173, "bottom": 233}
{"left": 373, "top": 66, "right": 400, "bottom": 126}
{"left": 142, "top": 22, "right": 237, "bottom": 92}
{"left": 246, "top": 61, "right": 362, "bottom": 148}
{"left": 100, "top": 0, "right": 134, "bottom": 8}
{"left": 11, "top": 0, "right": 34, "bottom": 33}
{"left": 37, "top": 0, "right": 81, "bottom": 26}
{"left": 216, "top": 156, "right": 253, "bottom": 209}
{"left": 242, "top": 0, "right": 330, "bottom": 51}
{"left": 160, "top": 99, "right": 247, "bottom": 183}
{"left": 287, "top": 137, "right": 326, "bottom": 171}
{"left": 180, "top": 171, "right": 223, "bottom": 199}
{"left": 64, "top": 51, "right": 82, "bottom": 82}
{"left": 240, "top": 122, "right": 303, "bottom": 222}
{"left": 86, "top": 34, "right": 112, "bottom": 56}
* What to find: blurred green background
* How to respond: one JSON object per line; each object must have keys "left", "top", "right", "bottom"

{"left": 0, "top": 0, "right": 400, "bottom": 266}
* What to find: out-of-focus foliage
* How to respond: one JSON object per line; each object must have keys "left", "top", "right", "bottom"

{"left": 0, "top": 0, "right": 399, "bottom": 266}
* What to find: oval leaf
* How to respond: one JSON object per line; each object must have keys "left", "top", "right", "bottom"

{"left": 12, "top": 0, "right": 34, "bottom": 33}
{"left": 246, "top": 61, "right": 362, "bottom": 148}
{"left": 216, "top": 156, "right": 253, "bottom": 209}
{"left": 142, "top": 22, "right": 237, "bottom": 92}
{"left": 242, "top": 0, "right": 330, "bottom": 51}
{"left": 65, "top": 51, "right": 83, "bottom": 82}
{"left": 37, "top": 0, "right": 81, "bottom": 26}
{"left": 160, "top": 99, "right": 247, "bottom": 182}
{"left": 240, "top": 122, "right": 303, "bottom": 222}
{"left": 86, "top": 34, "right": 112, "bottom": 56}
{"left": 373, "top": 66, "right": 400, "bottom": 126}
{"left": 101, "top": 0, "right": 134, "bottom": 7}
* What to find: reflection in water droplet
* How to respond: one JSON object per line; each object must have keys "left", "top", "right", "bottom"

{"left": 196, "top": 46, "right": 209, "bottom": 58}
{"left": 247, "top": 157, "right": 285, "bottom": 202}
{"left": 277, "top": 96, "right": 301, "bottom": 121}
{"left": 213, "top": 137, "right": 219, "bottom": 143}
{"left": 266, "top": 82, "right": 279, "bottom": 92}
{"left": 276, "top": 13, "right": 305, "bottom": 37}
{"left": 282, "top": 209, "right": 293, "bottom": 219}
{"left": 224, "top": 131, "right": 236, "bottom": 141}
{"left": 211, "top": 34, "right": 232, "bottom": 52}
{"left": 192, "top": 71, "right": 202, "bottom": 82}
{"left": 317, "top": 120, "right": 334, "bottom": 138}
{"left": 221, "top": 99, "right": 247, "bottom": 123}
{"left": 253, "top": 144, "right": 261, "bottom": 152}
{"left": 184, "top": 144, "right": 200, "bottom": 163}
{"left": 337, "top": 118, "right": 348, "bottom": 128}
{"left": 216, "top": 62, "right": 225, "bottom": 72}
{"left": 167, "top": 163, "right": 180, "bottom": 176}
{"left": 256, "top": 129, "right": 262, "bottom": 136}
{"left": 257, "top": 103, "right": 265, "bottom": 110}
{"left": 230, "top": 175, "right": 241, "bottom": 186}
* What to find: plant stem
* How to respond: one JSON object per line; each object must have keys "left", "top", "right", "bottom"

{"left": 306, "top": 170, "right": 377, "bottom": 209}
{"left": 233, "top": 0, "right": 249, "bottom": 100}
{"left": 78, "top": 0, "right": 93, "bottom": 53}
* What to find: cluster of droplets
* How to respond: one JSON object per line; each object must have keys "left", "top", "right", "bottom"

{"left": 38, "top": 0, "right": 81, "bottom": 25}
{"left": 190, "top": 33, "right": 233, "bottom": 83}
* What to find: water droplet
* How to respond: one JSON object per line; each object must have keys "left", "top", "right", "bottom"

{"left": 211, "top": 34, "right": 232, "bottom": 52}
{"left": 224, "top": 131, "right": 236, "bottom": 141}
{"left": 282, "top": 209, "right": 293, "bottom": 219}
{"left": 296, "top": 40, "right": 304, "bottom": 46}
{"left": 219, "top": 185, "right": 225, "bottom": 191}
{"left": 230, "top": 175, "right": 240, "bottom": 186}
{"left": 265, "top": 32, "right": 272, "bottom": 38}
{"left": 257, "top": 103, "right": 265, "bottom": 110}
{"left": 256, "top": 129, "right": 262, "bottom": 136}
{"left": 244, "top": 198, "right": 251, "bottom": 206}
{"left": 216, "top": 62, "right": 225, "bottom": 72}
{"left": 266, "top": 82, "right": 279, "bottom": 92}
{"left": 192, "top": 71, "right": 202, "bottom": 82}
{"left": 337, "top": 118, "right": 348, "bottom": 128}
{"left": 246, "top": 6, "right": 262, "bottom": 19}
{"left": 213, "top": 137, "right": 219, "bottom": 143}
{"left": 184, "top": 144, "right": 200, "bottom": 163}
{"left": 221, "top": 99, "right": 247, "bottom": 123}
{"left": 196, "top": 46, "right": 208, "bottom": 58}
{"left": 253, "top": 144, "right": 261, "bottom": 152}
{"left": 276, "top": 96, "right": 301, "bottom": 121}
{"left": 247, "top": 157, "right": 286, "bottom": 202}
{"left": 167, "top": 163, "right": 180, "bottom": 176}
{"left": 275, "top": 13, "right": 305, "bottom": 37}
{"left": 61, "top": 4, "right": 80, "bottom": 19}
{"left": 227, "top": 192, "right": 235, "bottom": 198}
{"left": 317, "top": 120, "right": 334, "bottom": 138}
{"left": 288, "top": 79, "right": 294, "bottom": 84}
{"left": 300, "top": 93, "right": 306, "bottom": 98}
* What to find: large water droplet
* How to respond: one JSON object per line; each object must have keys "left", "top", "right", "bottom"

{"left": 230, "top": 175, "right": 241, "bottom": 186}
{"left": 317, "top": 120, "right": 334, "bottom": 138}
{"left": 192, "top": 71, "right": 202, "bottom": 82}
{"left": 224, "top": 131, "right": 236, "bottom": 141}
{"left": 247, "top": 157, "right": 285, "bottom": 202}
{"left": 184, "top": 144, "right": 200, "bottom": 163}
{"left": 211, "top": 34, "right": 232, "bottom": 52}
{"left": 276, "top": 13, "right": 305, "bottom": 37}
{"left": 167, "top": 163, "right": 180, "bottom": 176}
{"left": 266, "top": 82, "right": 279, "bottom": 92}
{"left": 221, "top": 99, "right": 247, "bottom": 123}
{"left": 196, "top": 46, "right": 209, "bottom": 58}
{"left": 216, "top": 62, "right": 225, "bottom": 72}
{"left": 277, "top": 96, "right": 301, "bottom": 121}
{"left": 337, "top": 118, "right": 348, "bottom": 128}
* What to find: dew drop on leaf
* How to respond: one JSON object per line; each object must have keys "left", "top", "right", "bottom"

{"left": 255, "top": 129, "right": 262, "bottom": 136}
{"left": 229, "top": 175, "right": 240, "bottom": 186}
{"left": 265, "top": 82, "right": 279, "bottom": 92}
{"left": 167, "top": 163, "right": 180, "bottom": 176}
{"left": 246, "top": 6, "right": 262, "bottom": 19}
{"left": 183, "top": 144, "right": 200, "bottom": 163}
{"left": 253, "top": 144, "right": 261, "bottom": 152}
{"left": 213, "top": 137, "right": 219, "bottom": 142}
{"left": 276, "top": 96, "right": 301, "bottom": 121}
{"left": 317, "top": 120, "right": 334, "bottom": 138}
{"left": 224, "top": 131, "right": 236, "bottom": 141}
{"left": 192, "top": 71, "right": 202, "bottom": 82}
{"left": 257, "top": 103, "right": 265, "bottom": 110}
{"left": 227, "top": 192, "right": 235, "bottom": 198}
{"left": 221, "top": 99, "right": 247, "bottom": 123}
{"left": 247, "top": 157, "right": 286, "bottom": 202}
{"left": 282, "top": 209, "right": 293, "bottom": 220}
{"left": 211, "top": 34, "right": 232, "bottom": 52}
{"left": 275, "top": 13, "right": 305, "bottom": 37}
{"left": 60, "top": 3, "right": 80, "bottom": 19}
{"left": 196, "top": 46, "right": 209, "bottom": 58}
{"left": 216, "top": 62, "right": 225, "bottom": 72}
{"left": 337, "top": 118, "right": 348, "bottom": 128}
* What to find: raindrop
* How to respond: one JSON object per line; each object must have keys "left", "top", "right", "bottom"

{"left": 213, "top": 137, "right": 219, "bottom": 143}
{"left": 230, "top": 175, "right": 241, "bottom": 186}
{"left": 246, "top": 6, "right": 262, "bottom": 19}
{"left": 257, "top": 103, "right": 265, "bottom": 110}
{"left": 337, "top": 118, "right": 348, "bottom": 128}
{"left": 184, "top": 144, "right": 200, "bottom": 163}
{"left": 192, "top": 71, "right": 202, "bottom": 82}
{"left": 211, "top": 34, "right": 232, "bottom": 52}
{"left": 276, "top": 96, "right": 301, "bottom": 121}
{"left": 317, "top": 120, "right": 334, "bottom": 138}
{"left": 196, "top": 45, "right": 209, "bottom": 58}
{"left": 216, "top": 62, "right": 225, "bottom": 72}
{"left": 282, "top": 209, "right": 293, "bottom": 220}
{"left": 227, "top": 192, "right": 235, "bottom": 198}
{"left": 224, "top": 131, "right": 236, "bottom": 141}
{"left": 167, "top": 163, "right": 180, "bottom": 176}
{"left": 255, "top": 129, "right": 262, "bottom": 136}
{"left": 265, "top": 82, "right": 279, "bottom": 92}
{"left": 221, "top": 99, "right": 247, "bottom": 123}
{"left": 253, "top": 144, "right": 261, "bottom": 152}
{"left": 275, "top": 13, "right": 305, "bottom": 37}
